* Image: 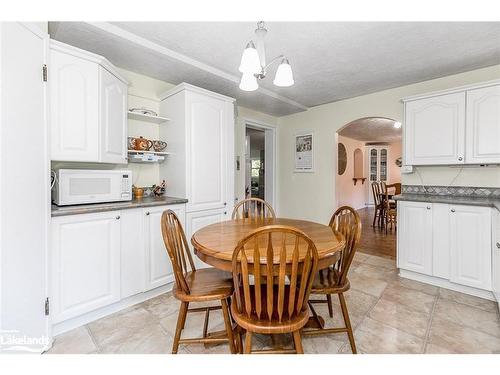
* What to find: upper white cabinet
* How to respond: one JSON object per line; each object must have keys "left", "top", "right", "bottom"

{"left": 403, "top": 81, "right": 500, "bottom": 166}
{"left": 465, "top": 85, "right": 500, "bottom": 164}
{"left": 159, "top": 83, "right": 235, "bottom": 213}
{"left": 49, "top": 40, "right": 128, "bottom": 163}
{"left": 404, "top": 92, "right": 465, "bottom": 165}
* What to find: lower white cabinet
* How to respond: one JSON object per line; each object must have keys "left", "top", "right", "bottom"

{"left": 120, "top": 208, "right": 145, "bottom": 298}
{"left": 449, "top": 205, "right": 492, "bottom": 290}
{"left": 143, "top": 204, "right": 186, "bottom": 291}
{"left": 51, "top": 211, "right": 121, "bottom": 323}
{"left": 186, "top": 208, "right": 228, "bottom": 269}
{"left": 397, "top": 201, "right": 433, "bottom": 275}
{"left": 493, "top": 211, "right": 500, "bottom": 302}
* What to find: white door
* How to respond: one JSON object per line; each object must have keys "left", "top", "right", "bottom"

{"left": 51, "top": 212, "right": 121, "bottom": 323}
{"left": 186, "top": 208, "right": 227, "bottom": 269}
{"left": 99, "top": 66, "right": 127, "bottom": 164}
{"left": 120, "top": 208, "right": 145, "bottom": 298}
{"left": 397, "top": 201, "right": 433, "bottom": 275}
{"left": 465, "top": 84, "right": 500, "bottom": 164}
{"left": 405, "top": 92, "right": 465, "bottom": 165}
{"left": 0, "top": 22, "right": 49, "bottom": 353}
{"left": 144, "top": 204, "right": 186, "bottom": 291}
{"left": 450, "top": 205, "right": 492, "bottom": 290}
{"left": 50, "top": 48, "right": 99, "bottom": 161}
{"left": 186, "top": 91, "right": 230, "bottom": 212}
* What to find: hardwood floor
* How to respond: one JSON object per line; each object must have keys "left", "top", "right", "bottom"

{"left": 357, "top": 207, "right": 396, "bottom": 259}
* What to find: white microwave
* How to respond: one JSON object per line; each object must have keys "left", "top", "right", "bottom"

{"left": 52, "top": 169, "right": 132, "bottom": 206}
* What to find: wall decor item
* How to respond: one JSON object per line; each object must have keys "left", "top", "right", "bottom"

{"left": 152, "top": 180, "right": 166, "bottom": 197}
{"left": 152, "top": 140, "right": 167, "bottom": 152}
{"left": 338, "top": 142, "right": 347, "bottom": 175}
{"left": 134, "top": 136, "right": 153, "bottom": 151}
{"left": 127, "top": 136, "right": 137, "bottom": 150}
{"left": 294, "top": 133, "right": 314, "bottom": 172}
{"left": 395, "top": 157, "right": 402, "bottom": 167}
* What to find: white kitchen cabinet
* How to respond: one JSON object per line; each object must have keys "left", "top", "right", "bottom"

{"left": 492, "top": 210, "right": 500, "bottom": 304}
{"left": 49, "top": 40, "right": 128, "bottom": 163}
{"left": 465, "top": 85, "right": 500, "bottom": 164}
{"left": 366, "top": 145, "right": 389, "bottom": 205}
{"left": 186, "top": 208, "right": 228, "bottom": 269}
{"left": 431, "top": 203, "right": 451, "bottom": 279}
{"left": 51, "top": 211, "right": 121, "bottom": 323}
{"left": 159, "top": 83, "right": 235, "bottom": 213}
{"left": 397, "top": 201, "right": 433, "bottom": 275}
{"left": 449, "top": 205, "right": 492, "bottom": 290}
{"left": 143, "top": 204, "right": 186, "bottom": 291}
{"left": 404, "top": 92, "right": 465, "bottom": 165}
{"left": 120, "top": 208, "right": 145, "bottom": 298}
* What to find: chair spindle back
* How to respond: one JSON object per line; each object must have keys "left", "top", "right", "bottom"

{"left": 232, "top": 198, "right": 276, "bottom": 220}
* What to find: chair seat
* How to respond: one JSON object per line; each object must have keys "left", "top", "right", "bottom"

{"left": 173, "top": 268, "right": 233, "bottom": 302}
{"left": 230, "top": 285, "right": 310, "bottom": 334}
{"left": 311, "top": 267, "right": 350, "bottom": 294}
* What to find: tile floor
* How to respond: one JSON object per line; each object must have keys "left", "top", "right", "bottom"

{"left": 47, "top": 251, "right": 500, "bottom": 354}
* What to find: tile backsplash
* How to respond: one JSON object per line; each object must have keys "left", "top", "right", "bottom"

{"left": 402, "top": 185, "right": 500, "bottom": 198}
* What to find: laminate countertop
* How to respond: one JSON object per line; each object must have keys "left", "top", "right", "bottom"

{"left": 393, "top": 194, "right": 500, "bottom": 212}
{"left": 51, "top": 196, "right": 188, "bottom": 217}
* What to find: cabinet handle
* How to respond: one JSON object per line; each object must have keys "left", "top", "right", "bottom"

{"left": 496, "top": 242, "right": 500, "bottom": 249}
{"left": 426, "top": 206, "right": 431, "bottom": 210}
{"left": 115, "top": 215, "right": 120, "bottom": 220}
{"left": 224, "top": 211, "right": 227, "bottom": 215}
{"left": 451, "top": 209, "right": 455, "bottom": 213}
{"left": 458, "top": 157, "right": 463, "bottom": 161}
{"left": 224, "top": 202, "right": 227, "bottom": 206}
{"left": 145, "top": 212, "right": 150, "bottom": 216}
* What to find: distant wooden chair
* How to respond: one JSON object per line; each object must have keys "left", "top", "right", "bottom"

{"left": 161, "top": 209, "right": 236, "bottom": 354}
{"left": 232, "top": 198, "right": 276, "bottom": 220}
{"left": 231, "top": 225, "right": 319, "bottom": 354}
{"left": 384, "top": 187, "right": 397, "bottom": 234}
{"left": 303, "top": 206, "right": 362, "bottom": 353}
{"left": 371, "top": 181, "right": 384, "bottom": 227}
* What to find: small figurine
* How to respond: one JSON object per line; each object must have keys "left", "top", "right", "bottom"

{"left": 152, "top": 180, "right": 166, "bottom": 197}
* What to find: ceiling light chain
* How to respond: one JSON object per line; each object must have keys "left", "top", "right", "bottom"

{"left": 239, "top": 21, "right": 294, "bottom": 91}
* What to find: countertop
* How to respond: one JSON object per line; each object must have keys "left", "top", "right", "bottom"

{"left": 394, "top": 193, "right": 500, "bottom": 212}
{"left": 51, "top": 196, "right": 188, "bottom": 217}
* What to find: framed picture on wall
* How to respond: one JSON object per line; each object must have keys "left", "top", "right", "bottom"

{"left": 294, "top": 132, "right": 314, "bottom": 172}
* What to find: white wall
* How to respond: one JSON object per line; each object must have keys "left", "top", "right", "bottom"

{"left": 277, "top": 64, "right": 500, "bottom": 224}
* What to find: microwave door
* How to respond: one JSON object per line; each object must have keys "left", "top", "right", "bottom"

{"left": 61, "top": 173, "right": 120, "bottom": 205}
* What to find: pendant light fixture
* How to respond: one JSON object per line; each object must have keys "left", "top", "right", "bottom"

{"left": 238, "top": 21, "right": 294, "bottom": 91}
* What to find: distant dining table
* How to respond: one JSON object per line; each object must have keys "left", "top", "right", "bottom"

{"left": 191, "top": 217, "right": 346, "bottom": 329}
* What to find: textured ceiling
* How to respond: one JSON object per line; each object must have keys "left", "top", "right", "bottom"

{"left": 339, "top": 117, "right": 402, "bottom": 143}
{"left": 49, "top": 22, "right": 500, "bottom": 117}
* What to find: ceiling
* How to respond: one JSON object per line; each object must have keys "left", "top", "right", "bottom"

{"left": 339, "top": 117, "right": 401, "bottom": 143}
{"left": 49, "top": 22, "right": 500, "bottom": 117}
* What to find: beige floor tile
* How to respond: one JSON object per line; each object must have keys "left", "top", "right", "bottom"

{"left": 47, "top": 326, "right": 97, "bottom": 354}
{"left": 433, "top": 298, "right": 500, "bottom": 338}
{"left": 99, "top": 323, "right": 172, "bottom": 354}
{"left": 380, "top": 283, "right": 436, "bottom": 314}
{"left": 354, "top": 317, "right": 424, "bottom": 354}
{"left": 87, "top": 306, "right": 159, "bottom": 348}
{"left": 349, "top": 272, "right": 389, "bottom": 298}
{"left": 354, "top": 252, "right": 371, "bottom": 263}
{"left": 140, "top": 292, "right": 179, "bottom": 319}
{"left": 424, "top": 343, "right": 458, "bottom": 354}
{"left": 183, "top": 322, "right": 234, "bottom": 354}
{"left": 368, "top": 298, "right": 431, "bottom": 338}
{"left": 428, "top": 316, "right": 500, "bottom": 354}
{"left": 159, "top": 308, "right": 225, "bottom": 339}
{"left": 302, "top": 334, "right": 345, "bottom": 354}
{"left": 390, "top": 277, "right": 439, "bottom": 296}
{"left": 364, "top": 255, "right": 396, "bottom": 270}
{"left": 438, "top": 288, "right": 498, "bottom": 313}
{"left": 352, "top": 263, "right": 398, "bottom": 282}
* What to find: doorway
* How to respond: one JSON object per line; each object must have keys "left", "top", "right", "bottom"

{"left": 244, "top": 121, "right": 276, "bottom": 208}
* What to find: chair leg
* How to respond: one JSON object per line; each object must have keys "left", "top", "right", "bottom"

{"left": 292, "top": 330, "right": 304, "bottom": 354}
{"left": 372, "top": 207, "right": 377, "bottom": 227}
{"left": 235, "top": 327, "right": 244, "bottom": 354}
{"left": 244, "top": 331, "right": 252, "bottom": 354}
{"left": 338, "top": 293, "right": 357, "bottom": 354}
{"left": 221, "top": 298, "right": 236, "bottom": 354}
{"left": 172, "top": 301, "right": 188, "bottom": 354}
{"left": 326, "top": 294, "right": 333, "bottom": 318}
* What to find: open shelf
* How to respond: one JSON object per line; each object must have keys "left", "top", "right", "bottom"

{"left": 127, "top": 150, "right": 170, "bottom": 163}
{"left": 127, "top": 111, "right": 170, "bottom": 124}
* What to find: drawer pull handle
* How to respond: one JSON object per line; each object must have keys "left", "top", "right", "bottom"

{"left": 458, "top": 157, "right": 463, "bottom": 161}
{"left": 115, "top": 215, "right": 120, "bottom": 220}
{"left": 224, "top": 211, "right": 227, "bottom": 215}
{"left": 451, "top": 209, "right": 456, "bottom": 213}
{"left": 497, "top": 243, "right": 500, "bottom": 249}
{"left": 145, "top": 212, "right": 150, "bottom": 216}
{"left": 426, "top": 206, "right": 431, "bottom": 210}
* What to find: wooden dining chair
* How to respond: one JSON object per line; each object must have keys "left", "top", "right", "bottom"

{"left": 161, "top": 209, "right": 236, "bottom": 354}
{"left": 384, "top": 188, "right": 397, "bottom": 234}
{"left": 303, "top": 206, "right": 362, "bottom": 353}
{"left": 371, "top": 181, "right": 384, "bottom": 227}
{"left": 231, "top": 225, "right": 319, "bottom": 354}
{"left": 232, "top": 197, "right": 276, "bottom": 220}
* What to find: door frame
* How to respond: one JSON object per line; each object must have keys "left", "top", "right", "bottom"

{"left": 242, "top": 118, "right": 277, "bottom": 212}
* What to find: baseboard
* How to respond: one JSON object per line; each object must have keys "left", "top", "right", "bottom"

{"left": 398, "top": 269, "right": 496, "bottom": 301}
{"left": 51, "top": 283, "right": 173, "bottom": 336}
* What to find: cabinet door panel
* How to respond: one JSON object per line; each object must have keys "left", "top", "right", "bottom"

{"left": 405, "top": 92, "right": 465, "bottom": 165}
{"left": 397, "top": 201, "right": 433, "bottom": 275}
{"left": 186, "top": 208, "right": 227, "bottom": 269}
{"left": 186, "top": 92, "right": 227, "bottom": 211}
{"left": 100, "top": 67, "right": 127, "bottom": 164}
{"left": 144, "top": 205, "right": 186, "bottom": 291}
{"left": 493, "top": 211, "right": 500, "bottom": 301}
{"left": 50, "top": 49, "right": 99, "bottom": 161}
{"left": 432, "top": 203, "right": 450, "bottom": 279}
{"left": 51, "top": 212, "right": 120, "bottom": 323}
{"left": 466, "top": 85, "right": 500, "bottom": 164}
{"left": 120, "top": 209, "right": 145, "bottom": 298}
{"left": 450, "top": 205, "right": 492, "bottom": 290}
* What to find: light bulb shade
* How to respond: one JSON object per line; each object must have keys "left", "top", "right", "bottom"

{"left": 239, "top": 41, "right": 261, "bottom": 74}
{"left": 239, "top": 73, "right": 258, "bottom": 91}
{"left": 273, "top": 58, "right": 294, "bottom": 87}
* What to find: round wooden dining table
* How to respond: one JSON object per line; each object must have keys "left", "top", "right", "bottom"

{"left": 191, "top": 217, "right": 346, "bottom": 272}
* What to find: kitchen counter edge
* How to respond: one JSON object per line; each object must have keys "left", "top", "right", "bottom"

{"left": 51, "top": 196, "right": 188, "bottom": 217}
{"left": 393, "top": 194, "right": 500, "bottom": 212}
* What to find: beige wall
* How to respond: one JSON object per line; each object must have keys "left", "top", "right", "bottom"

{"left": 337, "top": 135, "right": 366, "bottom": 210}
{"left": 277, "top": 64, "right": 500, "bottom": 223}
{"left": 387, "top": 141, "right": 402, "bottom": 185}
